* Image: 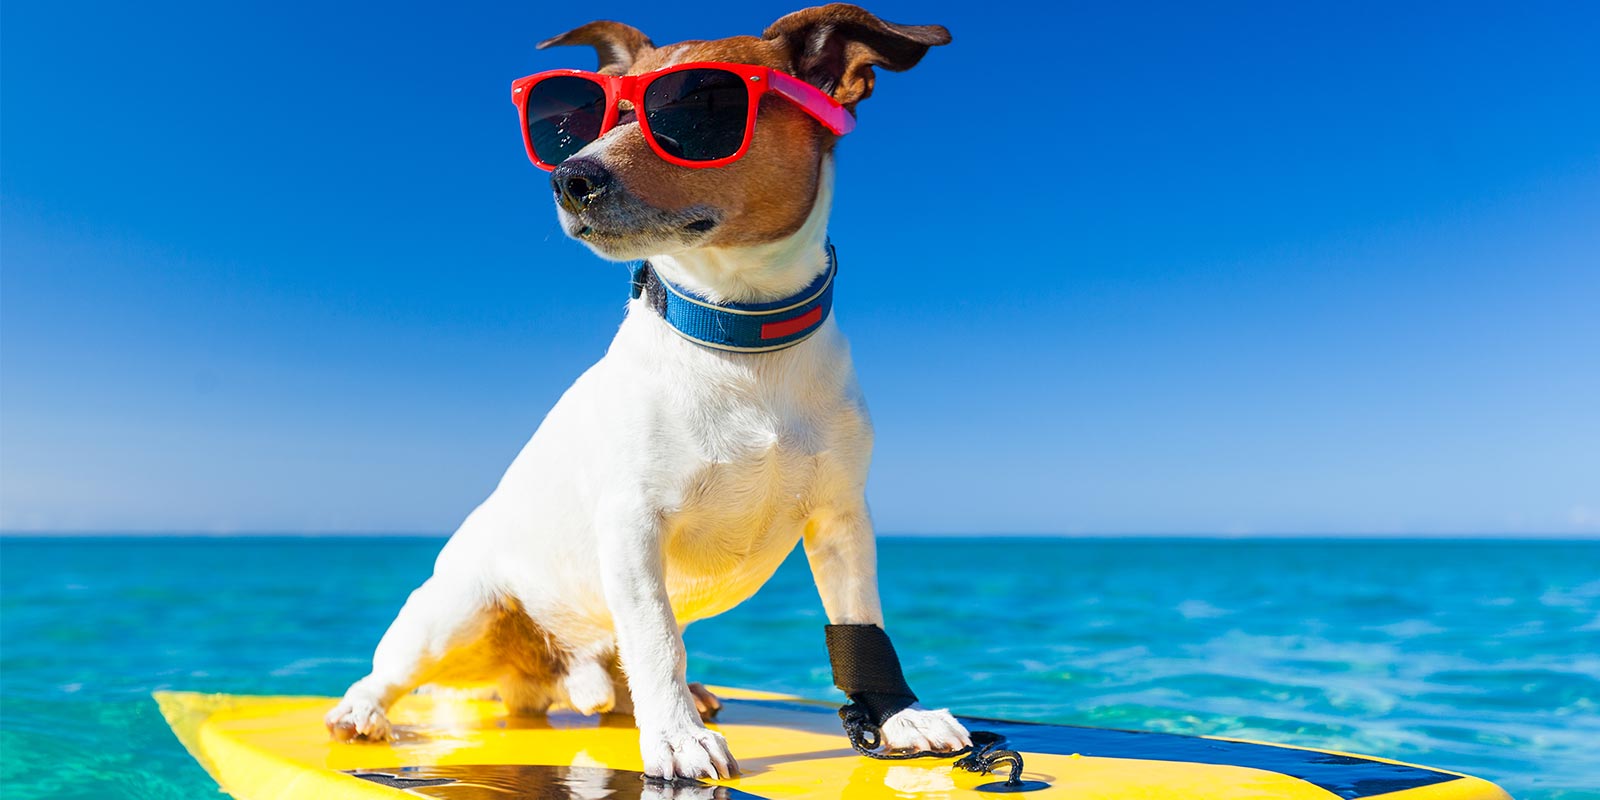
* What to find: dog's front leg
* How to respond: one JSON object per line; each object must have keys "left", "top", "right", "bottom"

{"left": 805, "top": 508, "right": 972, "bottom": 753}
{"left": 597, "top": 500, "right": 738, "bottom": 780}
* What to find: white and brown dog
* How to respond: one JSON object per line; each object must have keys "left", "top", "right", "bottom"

{"left": 326, "top": 4, "right": 967, "bottom": 781}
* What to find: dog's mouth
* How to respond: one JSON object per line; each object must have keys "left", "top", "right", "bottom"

{"left": 573, "top": 217, "right": 718, "bottom": 239}
{"left": 559, "top": 205, "right": 723, "bottom": 260}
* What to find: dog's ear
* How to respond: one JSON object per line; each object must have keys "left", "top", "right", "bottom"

{"left": 763, "top": 4, "right": 950, "bottom": 108}
{"left": 537, "top": 21, "right": 654, "bottom": 75}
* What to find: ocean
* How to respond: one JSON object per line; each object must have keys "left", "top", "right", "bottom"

{"left": 0, "top": 536, "right": 1595, "bottom": 799}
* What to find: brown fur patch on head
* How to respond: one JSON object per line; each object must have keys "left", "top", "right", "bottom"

{"left": 545, "top": 7, "right": 948, "bottom": 253}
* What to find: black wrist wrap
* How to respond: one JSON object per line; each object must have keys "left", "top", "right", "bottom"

{"left": 825, "top": 623, "right": 919, "bottom": 727}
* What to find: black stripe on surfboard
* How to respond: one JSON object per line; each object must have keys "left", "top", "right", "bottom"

{"left": 733, "top": 698, "right": 1459, "bottom": 799}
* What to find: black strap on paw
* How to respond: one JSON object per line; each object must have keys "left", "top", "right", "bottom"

{"left": 825, "top": 623, "right": 918, "bottom": 726}
{"left": 825, "top": 624, "right": 1038, "bottom": 792}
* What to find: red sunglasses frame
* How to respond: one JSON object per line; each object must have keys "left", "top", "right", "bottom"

{"left": 510, "top": 61, "right": 856, "bottom": 171}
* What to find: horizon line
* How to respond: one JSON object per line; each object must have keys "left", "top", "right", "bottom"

{"left": 2, "top": 530, "right": 1596, "bottom": 541}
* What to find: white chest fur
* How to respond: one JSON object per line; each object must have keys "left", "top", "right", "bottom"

{"left": 611, "top": 309, "right": 873, "bottom": 624}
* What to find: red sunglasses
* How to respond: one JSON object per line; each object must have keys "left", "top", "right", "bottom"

{"left": 510, "top": 61, "right": 856, "bottom": 171}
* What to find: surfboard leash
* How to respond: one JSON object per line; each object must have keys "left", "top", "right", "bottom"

{"left": 826, "top": 624, "right": 1044, "bottom": 792}
{"left": 837, "top": 702, "right": 1034, "bottom": 791}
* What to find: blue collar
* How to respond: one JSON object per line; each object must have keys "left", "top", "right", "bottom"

{"left": 629, "top": 242, "right": 837, "bottom": 353}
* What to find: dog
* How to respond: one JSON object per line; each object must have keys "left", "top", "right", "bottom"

{"left": 326, "top": 4, "right": 966, "bottom": 781}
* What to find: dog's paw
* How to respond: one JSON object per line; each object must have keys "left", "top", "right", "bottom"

{"left": 325, "top": 694, "right": 393, "bottom": 742}
{"left": 688, "top": 682, "right": 722, "bottom": 721}
{"left": 880, "top": 705, "right": 972, "bottom": 753}
{"left": 563, "top": 659, "right": 616, "bottom": 716}
{"left": 639, "top": 723, "right": 739, "bottom": 780}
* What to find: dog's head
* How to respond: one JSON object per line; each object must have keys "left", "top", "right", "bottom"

{"left": 536, "top": 4, "right": 949, "bottom": 262}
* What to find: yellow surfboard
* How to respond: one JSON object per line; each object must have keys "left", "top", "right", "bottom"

{"left": 156, "top": 687, "right": 1510, "bottom": 799}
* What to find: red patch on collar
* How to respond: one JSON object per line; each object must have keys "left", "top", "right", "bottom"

{"left": 760, "top": 306, "right": 824, "bottom": 339}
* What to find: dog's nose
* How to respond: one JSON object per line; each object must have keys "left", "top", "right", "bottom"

{"left": 551, "top": 158, "right": 613, "bottom": 213}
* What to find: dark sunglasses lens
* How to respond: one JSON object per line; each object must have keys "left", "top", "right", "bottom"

{"left": 643, "top": 68, "right": 750, "bottom": 162}
{"left": 525, "top": 76, "right": 607, "bottom": 165}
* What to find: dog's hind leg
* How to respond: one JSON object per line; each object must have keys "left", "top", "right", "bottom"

{"left": 326, "top": 576, "right": 494, "bottom": 741}
{"left": 560, "top": 642, "right": 617, "bottom": 716}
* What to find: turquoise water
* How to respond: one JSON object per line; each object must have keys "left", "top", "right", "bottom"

{"left": 1, "top": 537, "right": 1596, "bottom": 799}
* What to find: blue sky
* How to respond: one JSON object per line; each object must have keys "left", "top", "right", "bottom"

{"left": 3, "top": 1, "right": 1597, "bottom": 535}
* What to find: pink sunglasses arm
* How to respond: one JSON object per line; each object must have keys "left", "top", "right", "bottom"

{"left": 766, "top": 69, "right": 856, "bottom": 136}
